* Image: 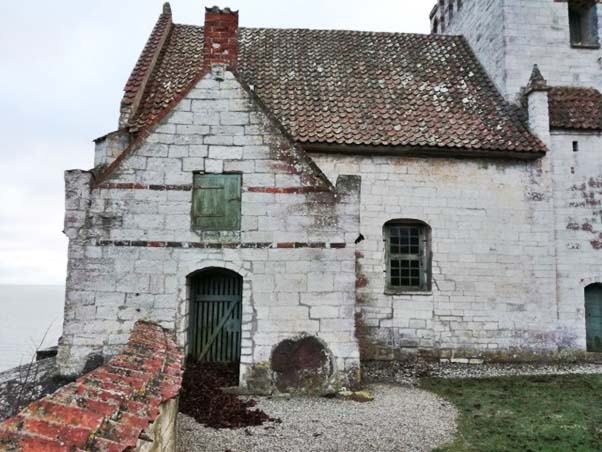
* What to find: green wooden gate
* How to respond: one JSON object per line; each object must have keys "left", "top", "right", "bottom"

{"left": 189, "top": 269, "right": 242, "bottom": 363}
{"left": 585, "top": 284, "right": 602, "bottom": 352}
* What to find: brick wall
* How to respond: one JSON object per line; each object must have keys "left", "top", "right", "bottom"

{"left": 203, "top": 7, "right": 238, "bottom": 70}
{"left": 60, "top": 68, "right": 361, "bottom": 390}
{"left": 0, "top": 321, "right": 183, "bottom": 451}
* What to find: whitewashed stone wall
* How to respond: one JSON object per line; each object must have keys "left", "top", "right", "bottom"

{"left": 527, "top": 90, "right": 552, "bottom": 148}
{"left": 311, "top": 152, "right": 564, "bottom": 359}
{"left": 550, "top": 131, "right": 602, "bottom": 349}
{"left": 59, "top": 70, "right": 361, "bottom": 389}
{"left": 445, "top": 0, "right": 602, "bottom": 103}
{"left": 431, "top": 0, "right": 602, "bottom": 359}
{"left": 439, "top": 0, "right": 508, "bottom": 96}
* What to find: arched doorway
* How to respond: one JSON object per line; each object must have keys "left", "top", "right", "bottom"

{"left": 585, "top": 283, "right": 602, "bottom": 352}
{"left": 188, "top": 268, "right": 243, "bottom": 363}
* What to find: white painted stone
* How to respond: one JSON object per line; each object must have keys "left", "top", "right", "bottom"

{"left": 443, "top": 0, "right": 602, "bottom": 103}
{"left": 59, "top": 71, "right": 361, "bottom": 385}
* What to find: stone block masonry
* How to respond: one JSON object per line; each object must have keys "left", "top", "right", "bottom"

{"left": 62, "top": 1, "right": 602, "bottom": 381}
{"left": 312, "top": 152, "right": 563, "bottom": 360}
{"left": 427, "top": 0, "right": 602, "bottom": 361}
{"left": 550, "top": 131, "right": 602, "bottom": 350}
{"left": 61, "top": 68, "right": 361, "bottom": 391}
{"left": 442, "top": 0, "right": 602, "bottom": 104}
{"left": 0, "top": 321, "right": 183, "bottom": 451}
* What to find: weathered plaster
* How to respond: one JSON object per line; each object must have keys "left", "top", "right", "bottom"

{"left": 59, "top": 70, "right": 361, "bottom": 389}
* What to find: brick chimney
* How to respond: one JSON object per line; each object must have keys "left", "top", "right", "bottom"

{"left": 204, "top": 6, "right": 239, "bottom": 72}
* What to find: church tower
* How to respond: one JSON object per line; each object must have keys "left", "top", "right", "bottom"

{"left": 431, "top": 0, "right": 602, "bottom": 103}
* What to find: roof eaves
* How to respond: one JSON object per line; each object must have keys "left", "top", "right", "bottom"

{"left": 550, "top": 126, "right": 602, "bottom": 132}
{"left": 302, "top": 142, "right": 547, "bottom": 160}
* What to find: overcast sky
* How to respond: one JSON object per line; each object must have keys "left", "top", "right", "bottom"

{"left": 0, "top": 1, "right": 433, "bottom": 286}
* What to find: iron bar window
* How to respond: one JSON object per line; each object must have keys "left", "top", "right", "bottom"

{"left": 384, "top": 221, "right": 431, "bottom": 292}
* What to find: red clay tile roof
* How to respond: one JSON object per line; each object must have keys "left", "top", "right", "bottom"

{"left": 549, "top": 86, "right": 602, "bottom": 130}
{"left": 121, "top": 3, "right": 174, "bottom": 125}
{"left": 129, "top": 24, "right": 204, "bottom": 132}
{"left": 0, "top": 321, "right": 183, "bottom": 451}
{"left": 124, "top": 24, "right": 547, "bottom": 154}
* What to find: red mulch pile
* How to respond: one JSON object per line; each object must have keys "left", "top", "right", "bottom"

{"left": 179, "top": 360, "right": 278, "bottom": 429}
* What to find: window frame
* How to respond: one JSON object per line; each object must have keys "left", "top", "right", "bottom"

{"left": 568, "top": 0, "right": 600, "bottom": 49}
{"left": 384, "top": 220, "right": 432, "bottom": 294}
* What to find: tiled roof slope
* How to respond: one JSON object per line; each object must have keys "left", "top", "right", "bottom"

{"left": 126, "top": 25, "right": 546, "bottom": 154}
{"left": 129, "top": 25, "right": 204, "bottom": 132}
{"left": 549, "top": 87, "right": 602, "bottom": 130}
{"left": 0, "top": 321, "right": 183, "bottom": 451}
{"left": 121, "top": 4, "right": 174, "bottom": 126}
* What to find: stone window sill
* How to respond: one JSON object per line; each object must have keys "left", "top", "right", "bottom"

{"left": 570, "top": 42, "right": 600, "bottom": 50}
{"left": 384, "top": 290, "right": 433, "bottom": 297}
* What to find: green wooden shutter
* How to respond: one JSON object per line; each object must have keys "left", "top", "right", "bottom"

{"left": 193, "top": 174, "right": 241, "bottom": 230}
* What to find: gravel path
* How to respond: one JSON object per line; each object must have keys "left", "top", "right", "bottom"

{"left": 363, "top": 360, "right": 602, "bottom": 386}
{"left": 435, "top": 362, "right": 602, "bottom": 379}
{"left": 177, "top": 384, "right": 457, "bottom": 452}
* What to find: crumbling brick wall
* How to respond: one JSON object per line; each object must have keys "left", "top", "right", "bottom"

{"left": 0, "top": 321, "right": 183, "bottom": 451}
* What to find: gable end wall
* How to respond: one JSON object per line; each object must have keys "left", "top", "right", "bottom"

{"left": 59, "top": 71, "right": 361, "bottom": 391}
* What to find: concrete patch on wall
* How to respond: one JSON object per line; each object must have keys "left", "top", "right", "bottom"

{"left": 271, "top": 335, "right": 334, "bottom": 395}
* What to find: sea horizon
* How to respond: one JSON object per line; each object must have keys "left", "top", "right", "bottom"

{"left": 0, "top": 284, "right": 65, "bottom": 372}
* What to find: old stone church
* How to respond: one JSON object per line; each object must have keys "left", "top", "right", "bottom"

{"left": 59, "top": 0, "right": 602, "bottom": 391}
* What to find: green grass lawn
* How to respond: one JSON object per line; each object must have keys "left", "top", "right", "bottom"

{"left": 421, "top": 374, "right": 602, "bottom": 452}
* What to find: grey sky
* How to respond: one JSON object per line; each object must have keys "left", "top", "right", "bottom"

{"left": 0, "top": 1, "right": 433, "bottom": 285}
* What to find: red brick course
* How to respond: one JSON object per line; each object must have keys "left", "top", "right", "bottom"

{"left": 0, "top": 321, "right": 183, "bottom": 452}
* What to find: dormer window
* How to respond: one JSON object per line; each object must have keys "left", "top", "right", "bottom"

{"left": 569, "top": 0, "right": 599, "bottom": 48}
